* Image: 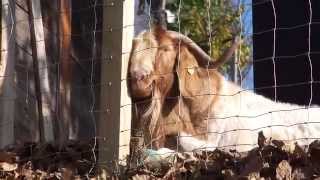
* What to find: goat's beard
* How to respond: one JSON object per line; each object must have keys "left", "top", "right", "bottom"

{"left": 141, "top": 86, "right": 162, "bottom": 138}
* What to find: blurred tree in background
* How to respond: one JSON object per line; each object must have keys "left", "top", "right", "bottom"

{"left": 166, "top": 0, "right": 251, "bottom": 80}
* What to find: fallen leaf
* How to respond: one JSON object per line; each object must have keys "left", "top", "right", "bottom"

{"left": 0, "top": 162, "right": 17, "bottom": 171}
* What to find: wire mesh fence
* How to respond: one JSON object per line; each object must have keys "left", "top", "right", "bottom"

{"left": 0, "top": 0, "right": 320, "bottom": 179}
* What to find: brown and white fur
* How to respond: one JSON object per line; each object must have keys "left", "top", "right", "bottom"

{"left": 128, "top": 26, "right": 320, "bottom": 152}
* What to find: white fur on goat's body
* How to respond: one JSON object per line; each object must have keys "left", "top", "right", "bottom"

{"left": 180, "top": 75, "right": 320, "bottom": 152}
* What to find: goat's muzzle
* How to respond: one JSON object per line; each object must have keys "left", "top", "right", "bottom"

{"left": 130, "top": 75, "right": 154, "bottom": 99}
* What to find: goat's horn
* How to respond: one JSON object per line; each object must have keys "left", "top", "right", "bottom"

{"left": 168, "top": 31, "right": 240, "bottom": 69}
{"left": 214, "top": 36, "right": 241, "bottom": 68}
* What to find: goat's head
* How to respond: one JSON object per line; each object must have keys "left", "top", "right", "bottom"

{"left": 128, "top": 26, "right": 240, "bottom": 139}
{"left": 129, "top": 26, "right": 239, "bottom": 99}
{"left": 129, "top": 27, "right": 176, "bottom": 100}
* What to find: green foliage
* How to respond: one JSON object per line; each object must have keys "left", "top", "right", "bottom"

{"left": 167, "top": 0, "right": 251, "bottom": 74}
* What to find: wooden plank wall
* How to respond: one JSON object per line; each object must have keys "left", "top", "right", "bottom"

{"left": 0, "top": 0, "right": 53, "bottom": 147}
{"left": 0, "top": 0, "right": 15, "bottom": 148}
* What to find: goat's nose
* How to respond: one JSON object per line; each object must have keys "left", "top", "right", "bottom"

{"left": 131, "top": 70, "right": 150, "bottom": 80}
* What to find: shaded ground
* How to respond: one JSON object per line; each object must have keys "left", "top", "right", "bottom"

{"left": 1, "top": 133, "right": 320, "bottom": 179}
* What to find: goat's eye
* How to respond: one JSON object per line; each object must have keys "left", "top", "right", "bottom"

{"left": 160, "top": 46, "right": 170, "bottom": 52}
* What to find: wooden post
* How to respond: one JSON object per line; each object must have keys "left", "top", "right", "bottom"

{"left": 0, "top": 0, "right": 15, "bottom": 148}
{"left": 99, "top": 0, "right": 134, "bottom": 169}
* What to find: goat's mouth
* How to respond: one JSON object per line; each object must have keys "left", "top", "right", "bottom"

{"left": 130, "top": 79, "right": 154, "bottom": 99}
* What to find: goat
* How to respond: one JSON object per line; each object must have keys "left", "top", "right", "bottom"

{"left": 128, "top": 26, "right": 320, "bottom": 152}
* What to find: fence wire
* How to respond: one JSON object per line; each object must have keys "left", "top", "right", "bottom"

{"left": 0, "top": 0, "right": 319, "bottom": 178}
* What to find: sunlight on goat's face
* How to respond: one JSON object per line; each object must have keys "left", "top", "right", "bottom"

{"left": 129, "top": 30, "right": 177, "bottom": 99}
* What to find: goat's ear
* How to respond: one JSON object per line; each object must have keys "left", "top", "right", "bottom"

{"left": 175, "top": 46, "right": 203, "bottom": 97}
